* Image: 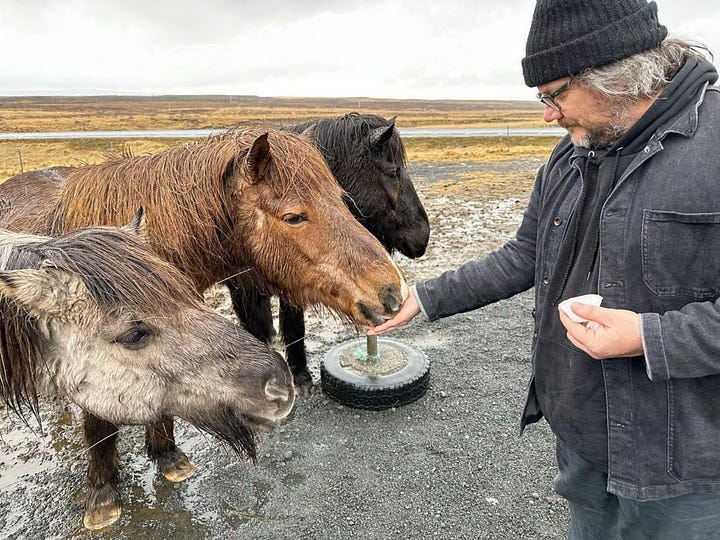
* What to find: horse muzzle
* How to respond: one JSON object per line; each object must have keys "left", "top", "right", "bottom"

{"left": 355, "top": 283, "right": 405, "bottom": 325}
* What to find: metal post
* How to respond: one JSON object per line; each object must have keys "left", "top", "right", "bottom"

{"left": 366, "top": 334, "right": 378, "bottom": 358}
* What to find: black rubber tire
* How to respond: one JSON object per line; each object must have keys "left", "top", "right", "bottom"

{"left": 320, "top": 337, "right": 430, "bottom": 410}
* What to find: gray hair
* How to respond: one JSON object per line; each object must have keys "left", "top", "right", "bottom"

{"left": 574, "top": 38, "right": 712, "bottom": 99}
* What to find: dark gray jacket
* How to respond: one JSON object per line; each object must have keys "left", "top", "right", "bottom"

{"left": 416, "top": 81, "right": 720, "bottom": 500}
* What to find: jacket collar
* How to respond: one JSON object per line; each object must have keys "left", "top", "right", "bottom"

{"left": 656, "top": 80, "right": 710, "bottom": 140}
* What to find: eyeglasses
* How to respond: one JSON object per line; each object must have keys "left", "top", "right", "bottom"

{"left": 536, "top": 78, "right": 572, "bottom": 111}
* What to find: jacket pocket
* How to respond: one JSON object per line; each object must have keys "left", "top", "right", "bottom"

{"left": 667, "top": 377, "right": 720, "bottom": 481}
{"left": 642, "top": 210, "right": 720, "bottom": 299}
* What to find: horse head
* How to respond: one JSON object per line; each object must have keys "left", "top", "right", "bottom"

{"left": 295, "top": 113, "right": 431, "bottom": 259}
{"left": 0, "top": 221, "right": 294, "bottom": 459}
{"left": 222, "top": 129, "right": 408, "bottom": 326}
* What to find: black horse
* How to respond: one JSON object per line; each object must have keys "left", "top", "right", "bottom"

{"left": 228, "top": 113, "right": 430, "bottom": 390}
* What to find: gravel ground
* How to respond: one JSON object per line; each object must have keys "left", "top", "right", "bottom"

{"left": 0, "top": 158, "right": 570, "bottom": 539}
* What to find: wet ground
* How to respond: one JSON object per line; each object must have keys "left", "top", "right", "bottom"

{"left": 0, "top": 157, "right": 569, "bottom": 539}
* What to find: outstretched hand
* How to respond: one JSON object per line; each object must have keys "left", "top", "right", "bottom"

{"left": 366, "top": 291, "right": 421, "bottom": 335}
{"left": 558, "top": 303, "right": 644, "bottom": 359}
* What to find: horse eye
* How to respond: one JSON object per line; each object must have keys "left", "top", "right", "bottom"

{"left": 282, "top": 213, "right": 307, "bottom": 225}
{"left": 114, "top": 326, "right": 152, "bottom": 350}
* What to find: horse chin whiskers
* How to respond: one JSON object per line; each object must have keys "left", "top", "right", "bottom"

{"left": 356, "top": 302, "right": 388, "bottom": 326}
{"left": 181, "top": 404, "right": 259, "bottom": 460}
{"left": 241, "top": 413, "right": 278, "bottom": 433}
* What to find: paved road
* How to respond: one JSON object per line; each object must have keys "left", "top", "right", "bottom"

{"left": 0, "top": 127, "right": 565, "bottom": 141}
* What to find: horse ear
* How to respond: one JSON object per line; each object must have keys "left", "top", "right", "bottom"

{"left": 0, "top": 266, "right": 88, "bottom": 320}
{"left": 300, "top": 123, "right": 317, "bottom": 142}
{"left": 369, "top": 122, "right": 395, "bottom": 148}
{"left": 244, "top": 132, "right": 272, "bottom": 182}
{"left": 122, "top": 207, "right": 150, "bottom": 243}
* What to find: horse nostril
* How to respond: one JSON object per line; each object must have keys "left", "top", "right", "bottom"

{"left": 264, "top": 376, "right": 291, "bottom": 403}
{"left": 380, "top": 284, "right": 401, "bottom": 313}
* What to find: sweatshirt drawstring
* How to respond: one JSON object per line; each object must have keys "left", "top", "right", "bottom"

{"left": 552, "top": 155, "right": 593, "bottom": 305}
{"left": 584, "top": 149, "right": 620, "bottom": 282}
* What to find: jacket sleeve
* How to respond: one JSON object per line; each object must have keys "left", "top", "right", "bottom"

{"left": 641, "top": 301, "right": 720, "bottom": 380}
{"left": 414, "top": 167, "right": 543, "bottom": 321}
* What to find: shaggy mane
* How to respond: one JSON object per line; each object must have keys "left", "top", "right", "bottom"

{"left": 289, "top": 113, "right": 407, "bottom": 175}
{"left": 51, "top": 128, "right": 342, "bottom": 288}
{"left": 0, "top": 227, "right": 202, "bottom": 422}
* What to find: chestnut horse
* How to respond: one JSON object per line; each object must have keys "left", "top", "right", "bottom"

{"left": 0, "top": 217, "right": 294, "bottom": 529}
{"left": 0, "top": 128, "right": 407, "bottom": 528}
{"left": 228, "top": 114, "right": 430, "bottom": 389}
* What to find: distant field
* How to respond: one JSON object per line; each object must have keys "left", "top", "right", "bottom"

{"left": 0, "top": 95, "right": 546, "bottom": 132}
{"left": 0, "top": 95, "right": 556, "bottom": 181}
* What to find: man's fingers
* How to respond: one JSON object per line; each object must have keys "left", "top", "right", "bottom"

{"left": 366, "top": 320, "right": 404, "bottom": 335}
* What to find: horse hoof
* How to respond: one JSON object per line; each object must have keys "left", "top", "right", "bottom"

{"left": 295, "top": 379, "right": 315, "bottom": 398}
{"left": 83, "top": 503, "right": 122, "bottom": 530}
{"left": 162, "top": 457, "right": 197, "bottom": 482}
{"left": 292, "top": 369, "right": 314, "bottom": 397}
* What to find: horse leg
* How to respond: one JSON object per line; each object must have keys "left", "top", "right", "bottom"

{"left": 145, "top": 416, "right": 196, "bottom": 482}
{"left": 83, "top": 412, "right": 122, "bottom": 530}
{"left": 226, "top": 276, "right": 276, "bottom": 343}
{"left": 279, "top": 298, "right": 312, "bottom": 393}
{"left": 227, "top": 277, "right": 311, "bottom": 393}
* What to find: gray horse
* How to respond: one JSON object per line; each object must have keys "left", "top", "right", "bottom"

{"left": 0, "top": 216, "right": 294, "bottom": 529}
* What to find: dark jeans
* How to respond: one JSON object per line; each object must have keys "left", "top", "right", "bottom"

{"left": 554, "top": 438, "right": 720, "bottom": 540}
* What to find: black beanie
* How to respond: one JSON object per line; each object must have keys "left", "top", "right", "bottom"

{"left": 522, "top": 0, "right": 668, "bottom": 87}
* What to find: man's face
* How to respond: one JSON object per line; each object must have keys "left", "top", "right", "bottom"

{"left": 537, "top": 77, "right": 639, "bottom": 149}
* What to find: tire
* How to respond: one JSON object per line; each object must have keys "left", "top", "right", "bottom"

{"left": 320, "top": 337, "right": 430, "bottom": 411}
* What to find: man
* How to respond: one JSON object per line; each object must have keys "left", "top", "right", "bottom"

{"left": 368, "top": 1, "right": 720, "bottom": 537}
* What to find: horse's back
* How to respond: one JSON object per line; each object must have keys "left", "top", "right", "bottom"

{"left": 0, "top": 166, "right": 69, "bottom": 233}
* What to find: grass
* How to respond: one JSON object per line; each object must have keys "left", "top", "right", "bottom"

{"left": 0, "top": 96, "right": 559, "bottom": 182}
{"left": 0, "top": 95, "right": 546, "bottom": 132}
{"left": 0, "top": 137, "right": 559, "bottom": 183}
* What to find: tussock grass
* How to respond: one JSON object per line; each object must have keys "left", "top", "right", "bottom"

{"left": 404, "top": 136, "right": 557, "bottom": 163}
{"left": 0, "top": 97, "right": 558, "bottom": 182}
{"left": 0, "top": 136, "right": 559, "bottom": 183}
{"left": 0, "top": 96, "right": 545, "bottom": 132}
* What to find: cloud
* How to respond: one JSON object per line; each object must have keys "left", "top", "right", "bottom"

{"left": 1, "top": 0, "right": 718, "bottom": 100}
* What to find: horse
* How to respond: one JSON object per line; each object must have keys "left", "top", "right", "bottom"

{"left": 0, "top": 127, "right": 407, "bottom": 526}
{"left": 228, "top": 113, "right": 430, "bottom": 389}
{"left": 0, "top": 215, "right": 295, "bottom": 530}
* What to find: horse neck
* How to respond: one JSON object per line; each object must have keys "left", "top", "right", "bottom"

{"left": 56, "top": 159, "right": 241, "bottom": 291}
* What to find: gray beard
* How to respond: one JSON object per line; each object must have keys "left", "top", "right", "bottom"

{"left": 573, "top": 96, "right": 638, "bottom": 149}
{"left": 574, "top": 123, "right": 628, "bottom": 149}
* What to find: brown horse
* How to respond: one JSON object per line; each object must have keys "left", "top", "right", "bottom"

{"left": 0, "top": 217, "right": 294, "bottom": 529}
{"left": 0, "top": 129, "right": 406, "bottom": 316}
{"left": 0, "top": 127, "right": 406, "bottom": 527}
{"left": 229, "top": 113, "right": 430, "bottom": 389}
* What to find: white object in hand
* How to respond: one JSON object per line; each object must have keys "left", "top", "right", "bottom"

{"left": 559, "top": 294, "right": 603, "bottom": 323}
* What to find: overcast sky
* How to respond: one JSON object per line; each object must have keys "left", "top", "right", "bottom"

{"left": 2, "top": 1, "right": 719, "bottom": 100}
